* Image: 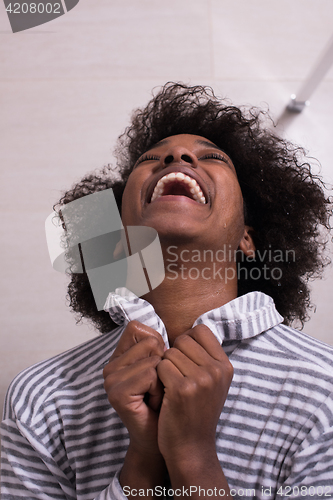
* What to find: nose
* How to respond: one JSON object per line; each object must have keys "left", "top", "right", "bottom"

{"left": 162, "top": 146, "right": 198, "bottom": 168}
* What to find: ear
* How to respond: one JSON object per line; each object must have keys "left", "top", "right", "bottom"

{"left": 238, "top": 225, "right": 256, "bottom": 258}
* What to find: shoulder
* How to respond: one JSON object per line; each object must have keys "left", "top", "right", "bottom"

{"left": 3, "top": 326, "right": 123, "bottom": 423}
{"left": 229, "top": 324, "right": 333, "bottom": 430}
{"left": 234, "top": 323, "right": 333, "bottom": 406}
{"left": 260, "top": 323, "right": 333, "bottom": 375}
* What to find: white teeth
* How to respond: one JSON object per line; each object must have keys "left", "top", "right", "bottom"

{"left": 150, "top": 173, "right": 206, "bottom": 204}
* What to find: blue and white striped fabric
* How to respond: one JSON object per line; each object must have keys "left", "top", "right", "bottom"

{"left": 1, "top": 290, "right": 333, "bottom": 499}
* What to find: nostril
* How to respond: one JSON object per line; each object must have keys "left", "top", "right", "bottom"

{"left": 181, "top": 154, "right": 192, "bottom": 163}
{"left": 164, "top": 155, "right": 174, "bottom": 164}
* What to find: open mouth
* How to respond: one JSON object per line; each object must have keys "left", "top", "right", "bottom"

{"left": 150, "top": 172, "right": 206, "bottom": 205}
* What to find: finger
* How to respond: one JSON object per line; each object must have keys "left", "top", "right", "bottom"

{"left": 157, "top": 358, "right": 184, "bottom": 389}
{"left": 177, "top": 324, "right": 227, "bottom": 362}
{"left": 163, "top": 347, "right": 198, "bottom": 377}
{"left": 109, "top": 336, "right": 164, "bottom": 372}
{"left": 103, "top": 354, "right": 161, "bottom": 385}
{"left": 111, "top": 320, "right": 165, "bottom": 359}
{"left": 163, "top": 345, "right": 233, "bottom": 388}
{"left": 104, "top": 355, "right": 161, "bottom": 397}
{"left": 172, "top": 334, "right": 210, "bottom": 367}
{"left": 105, "top": 358, "right": 164, "bottom": 417}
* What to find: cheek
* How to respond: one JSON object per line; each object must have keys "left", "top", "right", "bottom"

{"left": 121, "top": 184, "right": 135, "bottom": 224}
{"left": 121, "top": 173, "right": 144, "bottom": 224}
{"left": 217, "top": 183, "right": 245, "bottom": 240}
{"left": 217, "top": 180, "right": 244, "bottom": 218}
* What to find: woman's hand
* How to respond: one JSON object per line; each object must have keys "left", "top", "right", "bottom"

{"left": 103, "top": 320, "right": 167, "bottom": 497}
{"left": 157, "top": 324, "right": 234, "bottom": 463}
{"left": 103, "top": 320, "right": 165, "bottom": 454}
{"left": 156, "top": 324, "right": 234, "bottom": 498}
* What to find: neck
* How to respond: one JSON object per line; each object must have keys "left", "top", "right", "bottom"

{"left": 141, "top": 244, "right": 238, "bottom": 345}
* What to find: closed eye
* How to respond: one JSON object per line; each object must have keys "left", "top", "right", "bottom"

{"left": 135, "top": 154, "right": 160, "bottom": 167}
{"left": 200, "top": 153, "right": 228, "bottom": 163}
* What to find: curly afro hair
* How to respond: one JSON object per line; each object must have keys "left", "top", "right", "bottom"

{"left": 56, "top": 83, "right": 332, "bottom": 333}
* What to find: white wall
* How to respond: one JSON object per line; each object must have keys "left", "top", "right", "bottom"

{"left": 1, "top": 0, "right": 333, "bottom": 420}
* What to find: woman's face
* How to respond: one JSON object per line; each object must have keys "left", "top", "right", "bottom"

{"left": 121, "top": 134, "right": 249, "bottom": 252}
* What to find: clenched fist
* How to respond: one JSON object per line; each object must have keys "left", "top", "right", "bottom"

{"left": 103, "top": 320, "right": 165, "bottom": 456}
{"left": 157, "top": 324, "right": 234, "bottom": 464}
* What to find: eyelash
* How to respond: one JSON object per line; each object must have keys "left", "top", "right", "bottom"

{"left": 135, "top": 152, "right": 227, "bottom": 167}
{"left": 136, "top": 154, "right": 160, "bottom": 165}
{"left": 200, "top": 153, "right": 227, "bottom": 162}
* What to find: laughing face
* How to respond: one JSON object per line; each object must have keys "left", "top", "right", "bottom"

{"left": 121, "top": 134, "right": 253, "bottom": 254}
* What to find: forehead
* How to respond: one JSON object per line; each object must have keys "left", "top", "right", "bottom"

{"left": 145, "top": 134, "right": 224, "bottom": 152}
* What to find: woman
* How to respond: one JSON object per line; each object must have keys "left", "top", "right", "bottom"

{"left": 2, "top": 83, "right": 333, "bottom": 499}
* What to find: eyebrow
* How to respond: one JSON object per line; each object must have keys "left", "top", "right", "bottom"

{"left": 194, "top": 139, "right": 224, "bottom": 152}
{"left": 145, "top": 139, "right": 170, "bottom": 152}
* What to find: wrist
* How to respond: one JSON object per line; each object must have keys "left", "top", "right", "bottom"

{"left": 120, "top": 444, "right": 166, "bottom": 493}
{"left": 164, "top": 449, "right": 232, "bottom": 499}
{"left": 162, "top": 437, "right": 217, "bottom": 466}
{"left": 164, "top": 444, "right": 218, "bottom": 476}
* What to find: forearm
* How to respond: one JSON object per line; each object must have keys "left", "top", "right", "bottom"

{"left": 165, "top": 447, "right": 232, "bottom": 499}
{"left": 119, "top": 445, "right": 167, "bottom": 499}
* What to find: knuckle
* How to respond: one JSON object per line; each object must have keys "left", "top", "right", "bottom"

{"left": 209, "top": 363, "right": 223, "bottom": 381}
{"left": 191, "top": 323, "right": 211, "bottom": 337}
{"left": 103, "top": 370, "right": 118, "bottom": 391}
{"left": 124, "top": 320, "right": 150, "bottom": 341}
{"left": 125, "top": 321, "right": 163, "bottom": 348}
{"left": 102, "top": 361, "right": 115, "bottom": 380}
{"left": 126, "top": 319, "right": 140, "bottom": 331}
{"left": 197, "top": 370, "right": 213, "bottom": 389}
{"left": 178, "top": 378, "right": 196, "bottom": 398}
{"left": 173, "top": 334, "right": 191, "bottom": 349}
{"left": 192, "top": 323, "right": 209, "bottom": 333}
{"left": 145, "top": 335, "right": 161, "bottom": 352}
{"left": 208, "top": 361, "right": 233, "bottom": 383}
{"left": 124, "top": 320, "right": 140, "bottom": 337}
{"left": 104, "top": 379, "right": 121, "bottom": 402}
{"left": 163, "top": 347, "right": 177, "bottom": 360}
